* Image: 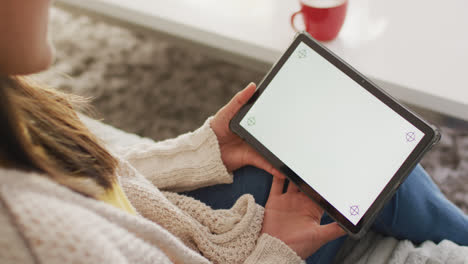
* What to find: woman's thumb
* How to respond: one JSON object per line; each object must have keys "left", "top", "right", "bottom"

{"left": 226, "top": 82, "right": 256, "bottom": 117}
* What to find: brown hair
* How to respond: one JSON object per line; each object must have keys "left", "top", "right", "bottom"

{"left": 0, "top": 75, "right": 117, "bottom": 198}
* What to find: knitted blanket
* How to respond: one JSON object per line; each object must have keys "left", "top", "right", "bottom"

{"left": 335, "top": 232, "right": 468, "bottom": 264}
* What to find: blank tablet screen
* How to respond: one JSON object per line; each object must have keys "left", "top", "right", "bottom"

{"left": 239, "top": 42, "right": 425, "bottom": 225}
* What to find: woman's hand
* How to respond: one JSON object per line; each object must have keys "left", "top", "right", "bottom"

{"left": 210, "top": 83, "right": 277, "bottom": 175}
{"left": 261, "top": 174, "right": 346, "bottom": 259}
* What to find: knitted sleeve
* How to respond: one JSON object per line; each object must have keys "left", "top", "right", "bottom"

{"left": 80, "top": 114, "right": 232, "bottom": 192}
{"left": 244, "top": 233, "right": 304, "bottom": 264}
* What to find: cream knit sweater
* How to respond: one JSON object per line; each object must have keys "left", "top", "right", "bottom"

{"left": 0, "top": 116, "right": 303, "bottom": 264}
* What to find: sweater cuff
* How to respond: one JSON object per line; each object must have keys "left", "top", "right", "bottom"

{"left": 185, "top": 116, "right": 233, "bottom": 189}
{"left": 244, "top": 233, "right": 304, "bottom": 264}
{"left": 122, "top": 116, "right": 233, "bottom": 192}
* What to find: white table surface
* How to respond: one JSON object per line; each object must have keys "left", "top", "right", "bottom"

{"left": 57, "top": 0, "right": 468, "bottom": 121}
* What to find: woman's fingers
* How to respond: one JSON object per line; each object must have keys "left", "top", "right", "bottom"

{"left": 244, "top": 146, "right": 278, "bottom": 176}
{"left": 226, "top": 82, "right": 256, "bottom": 119}
{"left": 269, "top": 173, "right": 285, "bottom": 197}
{"left": 211, "top": 82, "right": 256, "bottom": 145}
{"left": 317, "top": 222, "right": 346, "bottom": 245}
{"left": 287, "top": 181, "right": 300, "bottom": 193}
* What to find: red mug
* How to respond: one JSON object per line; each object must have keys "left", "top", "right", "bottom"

{"left": 291, "top": 0, "right": 348, "bottom": 41}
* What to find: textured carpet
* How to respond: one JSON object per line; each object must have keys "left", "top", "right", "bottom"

{"left": 35, "top": 7, "right": 468, "bottom": 213}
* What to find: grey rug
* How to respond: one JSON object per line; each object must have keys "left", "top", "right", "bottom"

{"left": 35, "top": 7, "right": 468, "bottom": 213}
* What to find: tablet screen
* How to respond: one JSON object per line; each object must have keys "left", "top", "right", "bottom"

{"left": 240, "top": 42, "right": 425, "bottom": 225}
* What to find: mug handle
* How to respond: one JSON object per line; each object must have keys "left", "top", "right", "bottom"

{"left": 290, "top": 10, "right": 303, "bottom": 32}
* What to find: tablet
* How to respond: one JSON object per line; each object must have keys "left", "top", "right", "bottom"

{"left": 230, "top": 32, "right": 440, "bottom": 238}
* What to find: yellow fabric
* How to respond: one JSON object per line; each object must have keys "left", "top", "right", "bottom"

{"left": 99, "top": 181, "right": 136, "bottom": 215}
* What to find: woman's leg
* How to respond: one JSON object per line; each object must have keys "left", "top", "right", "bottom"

{"left": 181, "top": 165, "right": 273, "bottom": 210}
{"left": 372, "top": 164, "right": 468, "bottom": 245}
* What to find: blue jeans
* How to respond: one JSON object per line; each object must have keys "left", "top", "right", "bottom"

{"left": 182, "top": 164, "right": 468, "bottom": 263}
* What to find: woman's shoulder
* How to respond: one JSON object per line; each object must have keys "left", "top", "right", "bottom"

{"left": 0, "top": 168, "right": 86, "bottom": 263}
{"left": 0, "top": 189, "right": 36, "bottom": 263}
{"left": 0, "top": 168, "right": 109, "bottom": 229}
{"left": 0, "top": 168, "right": 180, "bottom": 264}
